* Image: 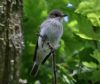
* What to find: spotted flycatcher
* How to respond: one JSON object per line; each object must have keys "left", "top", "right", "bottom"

{"left": 31, "top": 9, "right": 66, "bottom": 76}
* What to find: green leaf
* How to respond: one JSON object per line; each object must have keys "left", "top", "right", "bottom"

{"left": 82, "top": 62, "right": 97, "bottom": 69}
{"left": 68, "top": 14, "right": 100, "bottom": 40}
{"left": 75, "top": 0, "right": 100, "bottom": 26}
{"left": 91, "top": 50, "right": 100, "bottom": 63}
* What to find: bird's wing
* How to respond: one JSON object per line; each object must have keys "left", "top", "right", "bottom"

{"left": 33, "top": 19, "right": 53, "bottom": 62}
{"left": 33, "top": 38, "right": 39, "bottom": 62}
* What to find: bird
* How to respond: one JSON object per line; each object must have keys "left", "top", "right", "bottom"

{"left": 31, "top": 9, "right": 66, "bottom": 76}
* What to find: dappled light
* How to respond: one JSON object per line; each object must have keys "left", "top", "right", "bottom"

{"left": 0, "top": 0, "right": 100, "bottom": 84}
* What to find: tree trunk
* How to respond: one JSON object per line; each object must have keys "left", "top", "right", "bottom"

{"left": 0, "top": 0, "right": 23, "bottom": 84}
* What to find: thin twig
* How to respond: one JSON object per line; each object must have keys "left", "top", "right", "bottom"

{"left": 37, "top": 33, "right": 57, "bottom": 83}
{"left": 52, "top": 52, "right": 56, "bottom": 84}
{"left": 47, "top": 42, "right": 57, "bottom": 84}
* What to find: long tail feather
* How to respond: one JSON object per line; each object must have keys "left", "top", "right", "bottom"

{"left": 33, "top": 40, "right": 38, "bottom": 61}
{"left": 31, "top": 39, "right": 39, "bottom": 76}
{"left": 30, "top": 62, "right": 39, "bottom": 77}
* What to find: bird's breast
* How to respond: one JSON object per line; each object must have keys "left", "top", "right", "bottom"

{"left": 39, "top": 19, "right": 63, "bottom": 49}
{"left": 47, "top": 21, "right": 63, "bottom": 42}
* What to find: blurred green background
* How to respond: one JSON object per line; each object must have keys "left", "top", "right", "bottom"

{"left": 21, "top": 0, "right": 100, "bottom": 84}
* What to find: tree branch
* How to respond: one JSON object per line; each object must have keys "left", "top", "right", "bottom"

{"left": 52, "top": 52, "right": 56, "bottom": 84}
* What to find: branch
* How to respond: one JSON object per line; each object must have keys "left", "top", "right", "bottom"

{"left": 38, "top": 34, "right": 57, "bottom": 84}
{"left": 52, "top": 52, "right": 56, "bottom": 84}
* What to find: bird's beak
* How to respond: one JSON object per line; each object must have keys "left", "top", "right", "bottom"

{"left": 61, "top": 14, "right": 67, "bottom": 17}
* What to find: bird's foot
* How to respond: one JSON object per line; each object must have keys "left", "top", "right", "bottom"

{"left": 47, "top": 42, "right": 56, "bottom": 54}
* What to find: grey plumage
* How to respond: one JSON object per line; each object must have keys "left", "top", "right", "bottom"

{"left": 31, "top": 9, "right": 65, "bottom": 76}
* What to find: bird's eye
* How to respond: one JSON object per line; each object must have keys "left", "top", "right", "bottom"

{"left": 55, "top": 14, "right": 58, "bottom": 17}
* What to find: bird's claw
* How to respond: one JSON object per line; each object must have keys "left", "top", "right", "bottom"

{"left": 47, "top": 42, "right": 55, "bottom": 54}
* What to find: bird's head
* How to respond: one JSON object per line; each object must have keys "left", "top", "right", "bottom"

{"left": 48, "top": 9, "right": 67, "bottom": 20}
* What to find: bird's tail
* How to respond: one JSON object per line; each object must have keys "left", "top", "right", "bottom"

{"left": 30, "top": 62, "right": 39, "bottom": 77}
{"left": 30, "top": 39, "right": 39, "bottom": 76}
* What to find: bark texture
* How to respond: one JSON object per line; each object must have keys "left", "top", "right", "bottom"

{"left": 0, "top": 0, "right": 23, "bottom": 84}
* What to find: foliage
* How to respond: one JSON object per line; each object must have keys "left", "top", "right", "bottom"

{"left": 21, "top": 0, "right": 100, "bottom": 84}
